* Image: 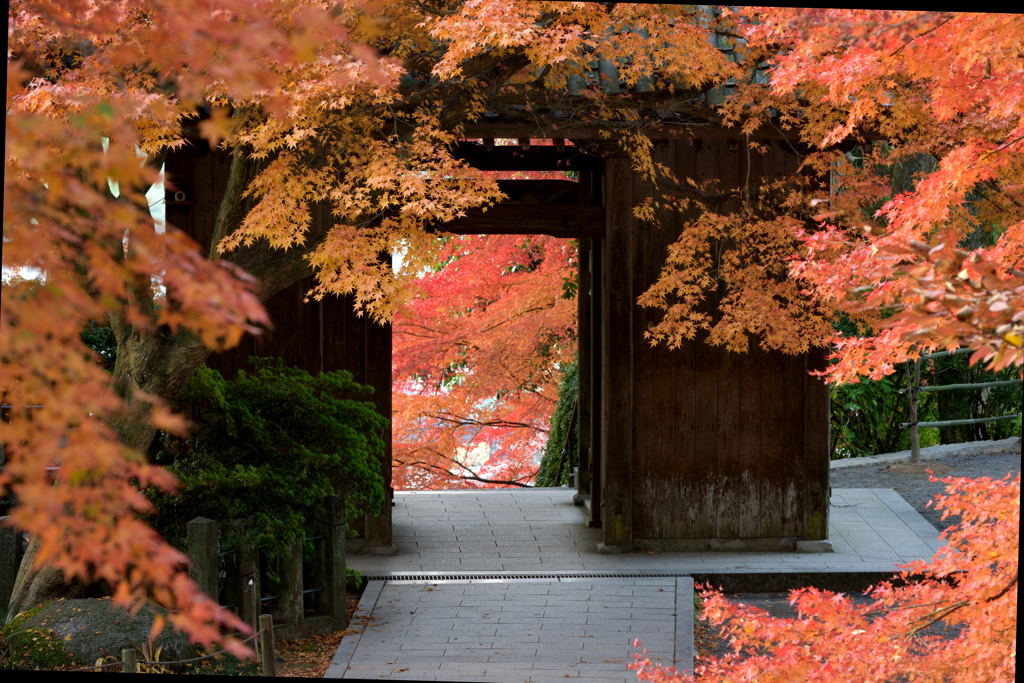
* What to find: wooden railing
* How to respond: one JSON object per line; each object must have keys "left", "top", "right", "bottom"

{"left": 900, "top": 348, "right": 1023, "bottom": 463}
{"left": 185, "top": 497, "right": 348, "bottom": 641}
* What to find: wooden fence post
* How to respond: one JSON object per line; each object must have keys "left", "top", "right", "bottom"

{"left": 239, "top": 542, "right": 262, "bottom": 633}
{"left": 186, "top": 517, "right": 219, "bottom": 599}
{"left": 121, "top": 648, "right": 138, "bottom": 673}
{"left": 907, "top": 359, "right": 921, "bottom": 464}
{"left": 258, "top": 613, "right": 276, "bottom": 677}
{"left": 275, "top": 536, "right": 304, "bottom": 636}
{"left": 323, "top": 496, "right": 347, "bottom": 631}
{"left": 0, "top": 517, "right": 19, "bottom": 611}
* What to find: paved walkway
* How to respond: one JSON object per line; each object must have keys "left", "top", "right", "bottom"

{"left": 328, "top": 488, "right": 942, "bottom": 680}
{"left": 327, "top": 577, "right": 692, "bottom": 682}
{"left": 350, "top": 488, "right": 939, "bottom": 576}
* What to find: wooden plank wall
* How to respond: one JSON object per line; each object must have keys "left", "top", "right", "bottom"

{"left": 600, "top": 138, "right": 830, "bottom": 550}
{"left": 164, "top": 141, "right": 393, "bottom": 548}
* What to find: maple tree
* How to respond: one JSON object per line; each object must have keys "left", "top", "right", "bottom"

{"left": 3, "top": 0, "right": 409, "bottom": 654}
{"left": 6, "top": 0, "right": 1021, "bottom": 664}
{"left": 392, "top": 232, "right": 577, "bottom": 490}
{"left": 734, "top": 9, "right": 1024, "bottom": 381}
{"left": 631, "top": 473, "right": 1019, "bottom": 682}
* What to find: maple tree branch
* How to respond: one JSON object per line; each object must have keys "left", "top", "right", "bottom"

{"left": 902, "top": 599, "right": 968, "bottom": 638}
{"left": 394, "top": 321, "right": 446, "bottom": 336}
{"left": 474, "top": 304, "right": 555, "bottom": 336}
{"left": 889, "top": 15, "right": 954, "bottom": 58}
{"left": 446, "top": 455, "right": 535, "bottom": 488}
{"left": 897, "top": 575, "right": 1016, "bottom": 640}
{"left": 428, "top": 412, "right": 547, "bottom": 432}
{"left": 449, "top": 473, "right": 533, "bottom": 488}
{"left": 863, "top": 600, "right": 948, "bottom": 618}
{"left": 980, "top": 180, "right": 1024, "bottom": 212}
{"left": 743, "top": 133, "right": 752, "bottom": 208}
{"left": 403, "top": 0, "right": 459, "bottom": 18}
{"left": 398, "top": 451, "right": 536, "bottom": 488}
{"left": 662, "top": 179, "right": 739, "bottom": 204}
{"left": 208, "top": 139, "right": 252, "bottom": 261}
{"left": 205, "top": 143, "right": 332, "bottom": 302}
{"left": 983, "top": 573, "right": 1018, "bottom": 603}
{"left": 766, "top": 116, "right": 805, "bottom": 163}
{"left": 392, "top": 328, "right": 443, "bottom": 340}
{"left": 982, "top": 134, "right": 1024, "bottom": 160}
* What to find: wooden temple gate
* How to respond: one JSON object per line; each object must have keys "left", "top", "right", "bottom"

{"left": 166, "top": 124, "right": 830, "bottom": 554}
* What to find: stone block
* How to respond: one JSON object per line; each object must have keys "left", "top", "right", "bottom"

{"left": 796, "top": 539, "right": 834, "bottom": 553}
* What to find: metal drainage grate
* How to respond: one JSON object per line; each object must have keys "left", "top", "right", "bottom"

{"left": 365, "top": 571, "right": 690, "bottom": 582}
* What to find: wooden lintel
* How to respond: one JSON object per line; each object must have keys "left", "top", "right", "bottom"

{"left": 454, "top": 142, "right": 601, "bottom": 171}
{"left": 434, "top": 203, "right": 605, "bottom": 239}
{"left": 463, "top": 121, "right": 791, "bottom": 141}
{"left": 462, "top": 121, "right": 872, "bottom": 153}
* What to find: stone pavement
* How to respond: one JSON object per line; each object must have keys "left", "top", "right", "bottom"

{"left": 350, "top": 488, "right": 940, "bottom": 576}
{"left": 326, "top": 577, "right": 692, "bottom": 683}
{"left": 327, "top": 488, "right": 942, "bottom": 680}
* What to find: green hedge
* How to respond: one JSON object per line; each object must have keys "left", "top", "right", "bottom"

{"left": 148, "top": 357, "right": 388, "bottom": 558}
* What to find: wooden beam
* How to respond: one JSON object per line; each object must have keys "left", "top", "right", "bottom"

{"left": 434, "top": 203, "right": 605, "bottom": 239}
{"left": 462, "top": 121, "right": 796, "bottom": 141}
{"left": 496, "top": 178, "right": 580, "bottom": 201}
{"left": 453, "top": 142, "right": 600, "bottom": 171}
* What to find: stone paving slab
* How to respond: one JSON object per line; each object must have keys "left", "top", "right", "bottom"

{"left": 326, "top": 577, "right": 692, "bottom": 682}
{"left": 350, "top": 488, "right": 942, "bottom": 577}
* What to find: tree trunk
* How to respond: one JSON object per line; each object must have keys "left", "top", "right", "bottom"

{"left": 7, "top": 328, "right": 211, "bottom": 617}
{"left": 7, "top": 546, "right": 80, "bottom": 617}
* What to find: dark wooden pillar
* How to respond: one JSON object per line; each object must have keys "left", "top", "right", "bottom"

{"left": 574, "top": 238, "right": 592, "bottom": 508}
{"left": 318, "top": 284, "right": 393, "bottom": 553}
{"left": 803, "top": 348, "right": 831, "bottom": 540}
{"left": 594, "top": 138, "right": 830, "bottom": 551}
{"left": 588, "top": 238, "right": 603, "bottom": 528}
{"left": 360, "top": 310, "right": 394, "bottom": 552}
{"left": 574, "top": 168, "right": 599, "bottom": 515}
{"left": 599, "top": 156, "right": 634, "bottom": 550}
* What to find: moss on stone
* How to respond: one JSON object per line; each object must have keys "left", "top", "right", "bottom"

{"left": 3, "top": 609, "right": 75, "bottom": 670}
{"left": 4, "top": 600, "right": 52, "bottom": 634}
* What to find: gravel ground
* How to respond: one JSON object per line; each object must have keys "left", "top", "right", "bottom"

{"left": 829, "top": 448, "right": 1021, "bottom": 531}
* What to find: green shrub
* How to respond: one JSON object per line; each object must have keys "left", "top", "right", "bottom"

{"left": 148, "top": 357, "right": 388, "bottom": 559}
{"left": 80, "top": 320, "right": 117, "bottom": 372}
{"left": 830, "top": 373, "right": 921, "bottom": 459}
{"left": 346, "top": 567, "right": 364, "bottom": 592}
{"left": 535, "top": 362, "right": 578, "bottom": 487}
